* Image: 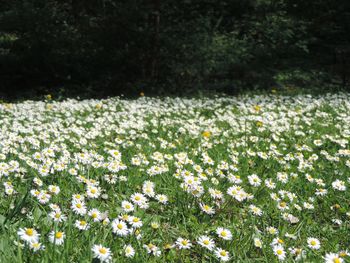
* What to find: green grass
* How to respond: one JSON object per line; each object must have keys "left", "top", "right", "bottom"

{"left": 0, "top": 93, "right": 349, "bottom": 262}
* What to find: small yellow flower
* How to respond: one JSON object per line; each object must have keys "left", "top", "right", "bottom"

{"left": 25, "top": 228, "right": 34, "bottom": 236}
{"left": 202, "top": 131, "right": 211, "bottom": 138}
{"left": 151, "top": 222, "right": 159, "bottom": 229}
{"left": 164, "top": 243, "right": 172, "bottom": 250}
{"left": 256, "top": 121, "right": 263, "bottom": 127}
{"left": 254, "top": 105, "right": 261, "bottom": 112}
{"left": 55, "top": 232, "right": 63, "bottom": 239}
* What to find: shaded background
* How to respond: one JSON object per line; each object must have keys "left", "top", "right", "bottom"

{"left": 0, "top": 0, "right": 349, "bottom": 100}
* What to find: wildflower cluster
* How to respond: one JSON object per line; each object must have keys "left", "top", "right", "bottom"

{"left": 0, "top": 94, "right": 349, "bottom": 262}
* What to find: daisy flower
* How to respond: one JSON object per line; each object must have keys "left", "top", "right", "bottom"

{"left": 248, "top": 174, "right": 261, "bottom": 187}
{"left": 273, "top": 245, "right": 286, "bottom": 261}
{"left": 199, "top": 203, "right": 215, "bottom": 215}
{"left": 155, "top": 194, "right": 168, "bottom": 204}
{"left": 124, "top": 244, "right": 135, "bottom": 258}
{"left": 143, "top": 243, "right": 161, "bottom": 257}
{"left": 49, "top": 211, "right": 67, "bottom": 223}
{"left": 88, "top": 208, "right": 102, "bottom": 222}
{"left": 17, "top": 227, "right": 40, "bottom": 244}
{"left": 176, "top": 237, "right": 192, "bottom": 249}
{"left": 92, "top": 244, "right": 112, "bottom": 262}
{"left": 307, "top": 237, "right": 321, "bottom": 250}
{"left": 216, "top": 227, "right": 232, "bottom": 240}
{"left": 215, "top": 247, "right": 230, "bottom": 262}
{"left": 71, "top": 201, "right": 87, "bottom": 215}
{"left": 121, "top": 201, "right": 134, "bottom": 212}
{"left": 49, "top": 231, "right": 65, "bottom": 245}
{"left": 74, "top": 220, "right": 90, "bottom": 231}
{"left": 197, "top": 235, "right": 215, "bottom": 251}
{"left": 29, "top": 242, "right": 44, "bottom": 252}
{"left": 111, "top": 219, "right": 129, "bottom": 236}
{"left": 324, "top": 253, "right": 343, "bottom": 263}
{"left": 128, "top": 216, "right": 143, "bottom": 228}
{"left": 130, "top": 193, "right": 147, "bottom": 206}
{"left": 254, "top": 238, "right": 263, "bottom": 248}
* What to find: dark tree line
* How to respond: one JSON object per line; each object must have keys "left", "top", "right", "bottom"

{"left": 0, "top": 0, "right": 349, "bottom": 99}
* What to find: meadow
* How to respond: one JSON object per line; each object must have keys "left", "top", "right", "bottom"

{"left": 0, "top": 93, "right": 349, "bottom": 262}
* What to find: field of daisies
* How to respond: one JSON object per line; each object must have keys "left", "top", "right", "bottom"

{"left": 0, "top": 93, "right": 350, "bottom": 263}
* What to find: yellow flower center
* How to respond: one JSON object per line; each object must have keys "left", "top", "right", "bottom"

{"left": 220, "top": 250, "right": 227, "bottom": 256}
{"left": 203, "top": 240, "right": 209, "bottom": 245}
{"left": 333, "top": 258, "right": 341, "bottom": 263}
{"left": 26, "top": 228, "right": 34, "bottom": 236}
{"left": 117, "top": 223, "right": 123, "bottom": 229}
{"left": 99, "top": 247, "right": 107, "bottom": 254}
{"left": 202, "top": 131, "right": 211, "bottom": 138}
{"left": 221, "top": 231, "right": 227, "bottom": 237}
{"left": 55, "top": 232, "right": 63, "bottom": 239}
{"left": 276, "top": 249, "right": 283, "bottom": 255}
{"left": 148, "top": 244, "right": 154, "bottom": 249}
{"left": 310, "top": 240, "right": 316, "bottom": 246}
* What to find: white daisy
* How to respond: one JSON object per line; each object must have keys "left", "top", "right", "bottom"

{"left": 197, "top": 235, "right": 215, "bottom": 251}
{"left": 111, "top": 219, "right": 129, "bottom": 236}
{"left": 216, "top": 227, "right": 232, "bottom": 240}
{"left": 92, "top": 244, "right": 112, "bottom": 262}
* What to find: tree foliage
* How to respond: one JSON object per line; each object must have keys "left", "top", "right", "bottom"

{"left": 0, "top": 0, "right": 349, "bottom": 98}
